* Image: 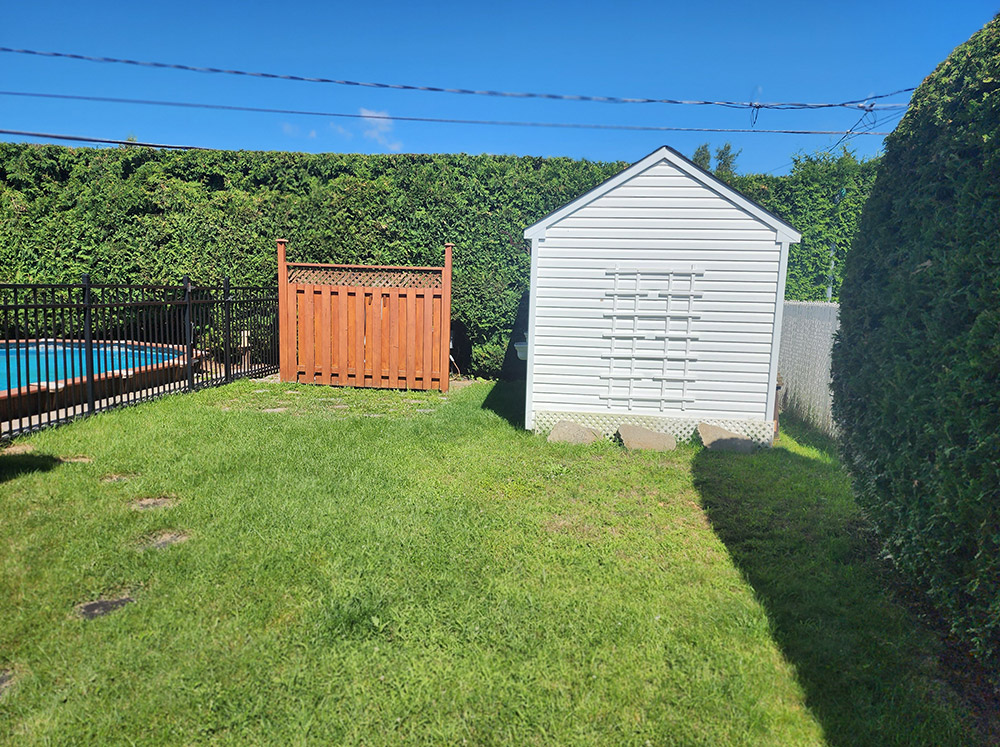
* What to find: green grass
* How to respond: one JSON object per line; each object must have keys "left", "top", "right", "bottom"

{"left": 0, "top": 380, "right": 980, "bottom": 744}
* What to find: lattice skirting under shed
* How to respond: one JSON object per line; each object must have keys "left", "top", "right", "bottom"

{"left": 531, "top": 410, "right": 775, "bottom": 445}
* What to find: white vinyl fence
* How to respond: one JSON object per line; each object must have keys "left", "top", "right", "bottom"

{"left": 778, "top": 301, "right": 839, "bottom": 436}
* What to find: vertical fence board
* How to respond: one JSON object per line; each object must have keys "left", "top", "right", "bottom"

{"left": 405, "top": 291, "right": 417, "bottom": 389}
{"left": 431, "top": 294, "right": 441, "bottom": 386}
{"left": 301, "top": 286, "right": 315, "bottom": 383}
{"left": 388, "top": 290, "right": 400, "bottom": 388}
{"left": 371, "top": 291, "right": 383, "bottom": 388}
{"left": 319, "top": 288, "right": 332, "bottom": 385}
{"left": 421, "top": 290, "right": 433, "bottom": 387}
{"left": 337, "top": 288, "right": 349, "bottom": 386}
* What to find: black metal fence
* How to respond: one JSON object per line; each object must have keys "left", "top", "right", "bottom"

{"left": 1, "top": 277, "right": 278, "bottom": 440}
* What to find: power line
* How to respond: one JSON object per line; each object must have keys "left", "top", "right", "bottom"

{"left": 0, "top": 129, "right": 204, "bottom": 149}
{"left": 0, "top": 46, "right": 914, "bottom": 111}
{"left": 764, "top": 108, "right": 908, "bottom": 173}
{"left": 0, "top": 91, "right": 896, "bottom": 137}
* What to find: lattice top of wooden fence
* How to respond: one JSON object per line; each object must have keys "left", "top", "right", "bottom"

{"left": 286, "top": 264, "right": 443, "bottom": 289}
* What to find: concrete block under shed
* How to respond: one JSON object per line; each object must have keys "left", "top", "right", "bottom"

{"left": 547, "top": 421, "right": 602, "bottom": 445}
{"left": 697, "top": 423, "right": 756, "bottom": 453}
{"left": 617, "top": 424, "right": 676, "bottom": 451}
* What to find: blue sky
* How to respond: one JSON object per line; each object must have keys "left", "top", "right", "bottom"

{"left": 1, "top": 1, "right": 995, "bottom": 174}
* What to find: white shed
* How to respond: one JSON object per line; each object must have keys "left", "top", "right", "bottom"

{"left": 522, "top": 146, "right": 801, "bottom": 445}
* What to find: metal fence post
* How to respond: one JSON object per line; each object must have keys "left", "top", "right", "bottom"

{"left": 183, "top": 275, "right": 195, "bottom": 391}
{"left": 82, "top": 274, "right": 96, "bottom": 415}
{"left": 223, "top": 276, "right": 233, "bottom": 383}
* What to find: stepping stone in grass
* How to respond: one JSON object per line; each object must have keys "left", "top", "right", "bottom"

{"left": 131, "top": 496, "right": 176, "bottom": 511}
{"left": 76, "top": 596, "right": 134, "bottom": 619}
{"left": 101, "top": 473, "right": 135, "bottom": 483}
{"left": 0, "top": 669, "right": 13, "bottom": 698}
{"left": 284, "top": 390, "right": 301, "bottom": 395}
{"left": 364, "top": 413, "right": 385, "bottom": 418}
{"left": 252, "top": 389, "right": 268, "bottom": 393}
{"left": 142, "top": 531, "right": 189, "bottom": 550}
{"left": 219, "top": 406, "right": 231, "bottom": 412}
{"left": 262, "top": 407, "right": 287, "bottom": 413}
{"left": 2, "top": 443, "right": 33, "bottom": 455}
{"left": 416, "top": 408, "right": 435, "bottom": 413}
{"left": 59, "top": 455, "right": 93, "bottom": 463}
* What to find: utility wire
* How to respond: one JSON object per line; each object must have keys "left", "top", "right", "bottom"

{"left": 765, "top": 108, "right": 908, "bottom": 173}
{"left": 0, "top": 129, "right": 205, "bottom": 149}
{"left": 0, "top": 91, "right": 896, "bottom": 136}
{"left": 0, "top": 46, "right": 914, "bottom": 111}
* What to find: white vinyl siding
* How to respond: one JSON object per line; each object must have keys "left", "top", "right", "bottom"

{"left": 528, "top": 156, "right": 786, "bottom": 427}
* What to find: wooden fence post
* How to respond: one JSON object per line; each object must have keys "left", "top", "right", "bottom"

{"left": 441, "top": 243, "right": 453, "bottom": 392}
{"left": 277, "top": 239, "right": 291, "bottom": 382}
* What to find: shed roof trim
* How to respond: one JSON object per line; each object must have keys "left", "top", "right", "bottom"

{"left": 523, "top": 146, "right": 802, "bottom": 243}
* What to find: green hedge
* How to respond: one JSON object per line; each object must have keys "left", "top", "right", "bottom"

{"left": 0, "top": 144, "right": 873, "bottom": 375}
{"left": 832, "top": 16, "right": 1000, "bottom": 680}
{"left": 730, "top": 153, "right": 878, "bottom": 301}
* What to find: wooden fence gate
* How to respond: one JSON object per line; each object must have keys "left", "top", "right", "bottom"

{"left": 277, "top": 239, "right": 452, "bottom": 391}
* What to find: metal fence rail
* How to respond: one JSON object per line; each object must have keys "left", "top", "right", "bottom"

{"left": 1, "top": 277, "right": 278, "bottom": 440}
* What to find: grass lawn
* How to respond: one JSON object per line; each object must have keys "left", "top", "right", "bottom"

{"left": 0, "top": 380, "right": 983, "bottom": 744}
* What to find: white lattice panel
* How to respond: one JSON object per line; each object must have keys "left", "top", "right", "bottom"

{"left": 287, "top": 265, "right": 442, "bottom": 289}
{"left": 601, "top": 265, "right": 703, "bottom": 412}
{"left": 533, "top": 410, "right": 775, "bottom": 445}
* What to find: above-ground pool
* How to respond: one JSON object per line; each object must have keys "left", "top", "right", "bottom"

{"left": 1, "top": 339, "right": 196, "bottom": 422}
{"left": 1, "top": 341, "right": 182, "bottom": 391}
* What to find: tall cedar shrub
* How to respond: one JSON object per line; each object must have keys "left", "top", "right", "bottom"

{"left": 1, "top": 145, "right": 873, "bottom": 374}
{"left": 831, "top": 16, "right": 1000, "bottom": 680}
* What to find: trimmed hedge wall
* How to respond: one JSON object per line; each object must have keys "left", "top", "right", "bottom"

{"left": 832, "top": 16, "right": 1000, "bottom": 680}
{"left": 0, "top": 144, "right": 872, "bottom": 374}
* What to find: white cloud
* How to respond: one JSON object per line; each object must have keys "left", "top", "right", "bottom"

{"left": 360, "top": 108, "right": 402, "bottom": 152}
{"left": 281, "top": 122, "right": 300, "bottom": 137}
{"left": 331, "top": 123, "right": 354, "bottom": 139}
{"left": 308, "top": 129, "right": 317, "bottom": 139}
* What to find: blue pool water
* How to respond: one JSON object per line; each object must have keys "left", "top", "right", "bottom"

{"left": 1, "top": 342, "right": 182, "bottom": 391}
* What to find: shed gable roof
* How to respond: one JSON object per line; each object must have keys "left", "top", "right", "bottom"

{"left": 523, "top": 146, "right": 802, "bottom": 243}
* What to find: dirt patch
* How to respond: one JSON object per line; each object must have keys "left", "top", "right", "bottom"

{"left": 262, "top": 407, "right": 287, "bottom": 413}
{"left": 2, "top": 443, "right": 34, "bottom": 455}
{"left": 75, "top": 596, "right": 134, "bottom": 619}
{"left": 0, "top": 669, "right": 13, "bottom": 697}
{"left": 131, "top": 496, "right": 176, "bottom": 511}
{"left": 543, "top": 514, "right": 600, "bottom": 540}
{"left": 59, "top": 455, "right": 92, "bottom": 464}
{"left": 101, "top": 473, "right": 135, "bottom": 483}
{"left": 142, "top": 531, "right": 189, "bottom": 550}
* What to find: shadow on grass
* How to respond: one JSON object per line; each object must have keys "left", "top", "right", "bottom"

{"left": 692, "top": 418, "right": 978, "bottom": 746}
{"left": 0, "top": 452, "right": 60, "bottom": 484}
{"left": 481, "top": 379, "right": 525, "bottom": 429}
